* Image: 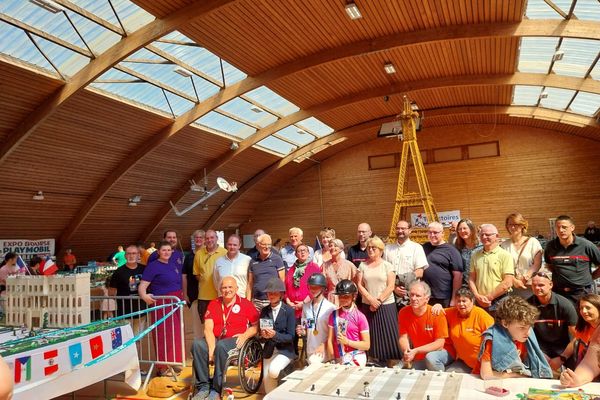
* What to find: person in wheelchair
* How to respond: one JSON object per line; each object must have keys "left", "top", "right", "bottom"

{"left": 260, "top": 277, "right": 296, "bottom": 393}
{"left": 297, "top": 273, "right": 336, "bottom": 364}
{"left": 191, "top": 277, "right": 259, "bottom": 400}
{"left": 326, "top": 279, "right": 370, "bottom": 366}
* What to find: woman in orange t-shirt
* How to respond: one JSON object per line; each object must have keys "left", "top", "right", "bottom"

{"left": 555, "top": 293, "right": 600, "bottom": 369}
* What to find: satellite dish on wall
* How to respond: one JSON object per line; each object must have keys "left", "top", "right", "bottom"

{"left": 217, "top": 177, "right": 237, "bottom": 193}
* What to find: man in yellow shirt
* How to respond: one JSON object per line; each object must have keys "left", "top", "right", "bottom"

{"left": 194, "top": 230, "right": 227, "bottom": 335}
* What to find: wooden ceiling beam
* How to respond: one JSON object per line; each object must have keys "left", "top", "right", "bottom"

{"left": 137, "top": 72, "right": 599, "bottom": 240}
{"left": 52, "top": 0, "right": 125, "bottom": 36}
{"left": 0, "top": 0, "right": 236, "bottom": 167}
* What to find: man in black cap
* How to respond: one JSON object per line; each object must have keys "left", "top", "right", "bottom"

{"left": 260, "top": 277, "right": 296, "bottom": 393}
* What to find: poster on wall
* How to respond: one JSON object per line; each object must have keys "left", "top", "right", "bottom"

{"left": 410, "top": 210, "right": 461, "bottom": 228}
{"left": 1, "top": 239, "right": 55, "bottom": 262}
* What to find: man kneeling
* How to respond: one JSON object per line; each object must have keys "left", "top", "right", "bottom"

{"left": 192, "top": 277, "right": 258, "bottom": 400}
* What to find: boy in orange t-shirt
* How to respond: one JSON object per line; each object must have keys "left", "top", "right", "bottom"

{"left": 398, "top": 281, "right": 452, "bottom": 370}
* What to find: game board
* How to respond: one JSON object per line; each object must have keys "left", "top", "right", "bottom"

{"left": 289, "top": 364, "right": 462, "bottom": 400}
{"left": 526, "top": 387, "right": 600, "bottom": 399}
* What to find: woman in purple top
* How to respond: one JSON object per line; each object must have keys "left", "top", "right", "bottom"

{"left": 139, "top": 241, "right": 184, "bottom": 375}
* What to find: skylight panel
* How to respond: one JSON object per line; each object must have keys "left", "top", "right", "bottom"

{"left": 255, "top": 136, "right": 297, "bottom": 156}
{"left": 518, "top": 37, "right": 559, "bottom": 73}
{"left": 539, "top": 87, "right": 576, "bottom": 110}
{"left": 525, "top": 0, "right": 568, "bottom": 19}
{"left": 111, "top": 0, "right": 154, "bottom": 33}
{"left": 573, "top": 0, "right": 600, "bottom": 22}
{"left": 244, "top": 86, "right": 300, "bottom": 116}
{"left": 274, "top": 126, "right": 315, "bottom": 146}
{"left": 568, "top": 91, "right": 600, "bottom": 116}
{"left": 512, "top": 85, "right": 543, "bottom": 106}
{"left": 296, "top": 117, "right": 335, "bottom": 137}
{"left": 28, "top": 34, "right": 89, "bottom": 77}
{"left": 553, "top": 38, "right": 600, "bottom": 78}
{"left": 0, "top": 22, "right": 56, "bottom": 74}
{"left": 591, "top": 62, "right": 600, "bottom": 81}
{"left": 91, "top": 78, "right": 175, "bottom": 116}
{"left": 218, "top": 98, "right": 278, "bottom": 128}
{"left": 195, "top": 112, "right": 256, "bottom": 139}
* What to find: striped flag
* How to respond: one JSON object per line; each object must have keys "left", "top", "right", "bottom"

{"left": 14, "top": 356, "right": 31, "bottom": 383}
{"left": 43, "top": 349, "right": 59, "bottom": 376}
{"left": 16, "top": 255, "right": 31, "bottom": 275}
{"left": 40, "top": 257, "right": 58, "bottom": 275}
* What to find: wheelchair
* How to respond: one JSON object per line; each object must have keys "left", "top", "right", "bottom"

{"left": 222, "top": 336, "right": 264, "bottom": 394}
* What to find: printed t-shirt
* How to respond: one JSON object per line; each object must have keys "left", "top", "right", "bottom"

{"left": 142, "top": 252, "right": 184, "bottom": 295}
{"left": 445, "top": 306, "right": 494, "bottom": 369}
{"left": 328, "top": 305, "right": 369, "bottom": 358}
{"left": 205, "top": 295, "right": 259, "bottom": 339}
{"left": 303, "top": 297, "right": 336, "bottom": 356}
{"left": 398, "top": 304, "right": 452, "bottom": 361}
{"left": 109, "top": 263, "right": 146, "bottom": 317}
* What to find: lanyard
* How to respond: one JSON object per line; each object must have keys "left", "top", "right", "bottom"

{"left": 311, "top": 297, "right": 324, "bottom": 322}
{"left": 220, "top": 295, "right": 237, "bottom": 338}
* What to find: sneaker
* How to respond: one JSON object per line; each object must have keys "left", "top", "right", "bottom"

{"left": 191, "top": 386, "right": 210, "bottom": 400}
{"left": 207, "top": 390, "right": 221, "bottom": 400}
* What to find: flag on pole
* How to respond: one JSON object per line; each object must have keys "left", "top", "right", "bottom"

{"left": 40, "top": 256, "right": 58, "bottom": 275}
{"left": 89, "top": 335, "right": 104, "bottom": 359}
{"left": 14, "top": 356, "right": 31, "bottom": 383}
{"left": 68, "top": 343, "right": 83, "bottom": 367}
{"left": 16, "top": 255, "right": 32, "bottom": 275}
{"left": 43, "top": 349, "right": 59, "bottom": 376}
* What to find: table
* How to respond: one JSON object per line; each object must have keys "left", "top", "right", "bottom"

{"left": 265, "top": 363, "right": 600, "bottom": 400}
{"left": 1, "top": 322, "right": 140, "bottom": 400}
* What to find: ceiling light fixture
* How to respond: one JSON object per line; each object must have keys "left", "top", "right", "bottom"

{"left": 384, "top": 62, "right": 396, "bottom": 74}
{"left": 552, "top": 50, "right": 564, "bottom": 61}
{"left": 32, "top": 191, "right": 44, "bottom": 201}
{"left": 202, "top": 204, "right": 209, "bottom": 211}
{"left": 128, "top": 195, "right": 142, "bottom": 206}
{"left": 344, "top": 2, "right": 362, "bottom": 20}
{"left": 539, "top": 92, "right": 549, "bottom": 100}
{"left": 297, "top": 129, "right": 307, "bottom": 135}
{"left": 230, "top": 141, "right": 239, "bottom": 150}
{"left": 250, "top": 106, "right": 263, "bottom": 113}
{"left": 29, "top": 0, "right": 63, "bottom": 13}
{"left": 174, "top": 67, "right": 193, "bottom": 77}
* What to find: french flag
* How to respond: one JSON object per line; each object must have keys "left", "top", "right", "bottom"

{"left": 40, "top": 257, "right": 58, "bottom": 275}
{"left": 16, "top": 256, "right": 27, "bottom": 271}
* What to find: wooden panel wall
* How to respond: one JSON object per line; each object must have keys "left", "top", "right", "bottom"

{"left": 240, "top": 124, "right": 600, "bottom": 247}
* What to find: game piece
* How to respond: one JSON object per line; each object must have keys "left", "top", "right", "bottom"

{"left": 336, "top": 388, "right": 340, "bottom": 396}
{"left": 437, "top": 370, "right": 442, "bottom": 376}
{"left": 310, "top": 384, "right": 315, "bottom": 391}
{"left": 409, "top": 368, "right": 415, "bottom": 374}
{"left": 224, "top": 388, "right": 235, "bottom": 400}
{"left": 363, "top": 382, "right": 370, "bottom": 398}
{"left": 396, "top": 393, "right": 401, "bottom": 400}
{"left": 426, "top": 396, "right": 430, "bottom": 400}
{"left": 423, "top": 369, "right": 428, "bottom": 375}
{"left": 450, "top": 371, "right": 455, "bottom": 378}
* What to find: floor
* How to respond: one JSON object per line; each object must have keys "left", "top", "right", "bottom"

{"left": 54, "top": 306, "right": 265, "bottom": 400}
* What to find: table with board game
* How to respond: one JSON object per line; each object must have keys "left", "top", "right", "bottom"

{"left": 265, "top": 362, "right": 600, "bottom": 400}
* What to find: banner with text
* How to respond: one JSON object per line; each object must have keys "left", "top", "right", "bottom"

{"left": 410, "top": 210, "right": 461, "bottom": 228}
{"left": 1, "top": 239, "right": 55, "bottom": 262}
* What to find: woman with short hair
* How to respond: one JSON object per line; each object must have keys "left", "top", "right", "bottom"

{"left": 501, "top": 212, "right": 543, "bottom": 299}
{"left": 357, "top": 236, "right": 401, "bottom": 364}
{"left": 322, "top": 239, "right": 357, "bottom": 306}
{"left": 313, "top": 228, "right": 344, "bottom": 266}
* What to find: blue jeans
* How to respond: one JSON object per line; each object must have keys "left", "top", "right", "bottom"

{"left": 425, "top": 349, "right": 454, "bottom": 371}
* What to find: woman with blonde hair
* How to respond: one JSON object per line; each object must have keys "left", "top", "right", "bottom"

{"left": 357, "top": 236, "right": 401, "bottom": 364}
{"left": 313, "top": 228, "right": 344, "bottom": 266}
{"left": 322, "top": 239, "right": 357, "bottom": 305}
{"left": 501, "top": 212, "right": 543, "bottom": 298}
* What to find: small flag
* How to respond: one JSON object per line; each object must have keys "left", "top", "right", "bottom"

{"left": 89, "top": 335, "right": 103, "bottom": 359}
{"left": 68, "top": 343, "right": 82, "bottom": 368}
{"left": 40, "top": 257, "right": 58, "bottom": 275}
{"left": 16, "top": 256, "right": 27, "bottom": 270}
{"left": 14, "top": 356, "right": 31, "bottom": 383}
{"left": 111, "top": 327, "right": 122, "bottom": 349}
{"left": 43, "top": 349, "right": 59, "bottom": 376}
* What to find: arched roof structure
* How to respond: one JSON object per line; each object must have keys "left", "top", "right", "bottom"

{"left": 0, "top": 0, "right": 598, "bottom": 260}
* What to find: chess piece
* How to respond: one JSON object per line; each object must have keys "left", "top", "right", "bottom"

{"left": 336, "top": 388, "right": 341, "bottom": 396}
{"left": 397, "top": 393, "right": 401, "bottom": 399}
{"left": 224, "top": 388, "right": 234, "bottom": 400}
{"left": 423, "top": 369, "right": 428, "bottom": 375}
{"left": 311, "top": 384, "right": 315, "bottom": 392}
{"left": 426, "top": 396, "right": 430, "bottom": 400}
{"left": 363, "top": 382, "right": 370, "bottom": 398}
{"left": 450, "top": 371, "right": 455, "bottom": 378}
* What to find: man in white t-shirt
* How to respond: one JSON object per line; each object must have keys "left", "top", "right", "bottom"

{"left": 213, "top": 234, "right": 251, "bottom": 298}
{"left": 298, "top": 273, "right": 336, "bottom": 364}
{"left": 384, "top": 220, "right": 428, "bottom": 309}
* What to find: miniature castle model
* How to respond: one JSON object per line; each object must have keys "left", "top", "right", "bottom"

{"left": 4, "top": 273, "right": 90, "bottom": 328}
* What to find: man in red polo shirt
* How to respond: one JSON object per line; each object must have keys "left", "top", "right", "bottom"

{"left": 191, "top": 276, "right": 258, "bottom": 400}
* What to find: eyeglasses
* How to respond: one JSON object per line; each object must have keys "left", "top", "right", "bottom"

{"left": 532, "top": 271, "right": 552, "bottom": 280}
{"left": 296, "top": 249, "right": 309, "bottom": 253}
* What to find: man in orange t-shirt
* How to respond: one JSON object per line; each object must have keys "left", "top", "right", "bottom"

{"left": 63, "top": 248, "right": 77, "bottom": 271}
{"left": 398, "top": 281, "right": 452, "bottom": 370}
{"left": 431, "top": 287, "right": 494, "bottom": 372}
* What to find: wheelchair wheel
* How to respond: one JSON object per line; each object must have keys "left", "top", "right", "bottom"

{"left": 238, "top": 338, "right": 263, "bottom": 393}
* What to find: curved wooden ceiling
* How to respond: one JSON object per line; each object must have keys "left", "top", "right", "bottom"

{"left": 1, "top": 0, "right": 599, "bottom": 260}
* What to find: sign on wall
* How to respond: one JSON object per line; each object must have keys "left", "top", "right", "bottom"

{"left": 410, "top": 210, "right": 461, "bottom": 228}
{"left": 1, "top": 239, "right": 55, "bottom": 262}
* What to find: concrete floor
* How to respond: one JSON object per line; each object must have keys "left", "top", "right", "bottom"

{"left": 54, "top": 306, "right": 265, "bottom": 400}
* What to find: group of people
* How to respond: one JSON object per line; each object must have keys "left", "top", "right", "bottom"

{"left": 98, "top": 213, "right": 600, "bottom": 400}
